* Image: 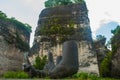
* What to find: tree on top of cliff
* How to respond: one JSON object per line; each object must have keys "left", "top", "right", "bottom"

{"left": 0, "top": 11, "right": 7, "bottom": 18}
{"left": 111, "top": 25, "right": 120, "bottom": 53}
{"left": 44, "top": 0, "right": 84, "bottom": 8}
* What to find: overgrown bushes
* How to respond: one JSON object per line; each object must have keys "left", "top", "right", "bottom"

{"left": 2, "top": 71, "right": 29, "bottom": 79}
{"left": 100, "top": 52, "right": 112, "bottom": 77}
{"left": 2, "top": 71, "right": 119, "bottom": 79}
{"left": 70, "top": 72, "right": 118, "bottom": 80}
{"left": 33, "top": 55, "right": 47, "bottom": 70}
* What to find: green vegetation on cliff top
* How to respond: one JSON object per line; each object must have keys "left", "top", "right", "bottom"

{"left": 0, "top": 11, "right": 32, "bottom": 33}
{"left": 45, "top": 0, "right": 84, "bottom": 8}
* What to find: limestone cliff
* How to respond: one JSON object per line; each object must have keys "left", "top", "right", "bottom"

{"left": 111, "top": 48, "right": 120, "bottom": 78}
{"left": 31, "top": 2, "right": 99, "bottom": 74}
{"left": 94, "top": 37, "right": 108, "bottom": 70}
{"left": 0, "top": 13, "right": 31, "bottom": 76}
{"left": 111, "top": 26, "right": 120, "bottom": 78}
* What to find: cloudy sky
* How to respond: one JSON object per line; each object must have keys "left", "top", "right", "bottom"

{"left": 0, "top": 0, "right": 120, "bottom": 46}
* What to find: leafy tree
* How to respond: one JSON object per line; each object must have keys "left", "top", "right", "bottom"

{"left": 96, "top": 35, "right": 106, "bottom": 41}
{"left": 100, "top": 52, "right": 112, "bottom": 77}
{"left": 0, "top": 11, "right": 7, "bottom": 18}
{"left": 33, "top": 55, "right": 47, "bottom": 70}
{"left": 111, "top": 25, "right": 120, "bottom": 35}
{"left": 111, "top": 25, "right": 120, "bottom": 53}
{"left": 24, "top": 23, "right": 32, "bottom": 33}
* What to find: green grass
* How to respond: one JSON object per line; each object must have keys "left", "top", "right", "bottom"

{"left": 66, "top": 72, "right": 119, "bottom": 80}
{"left": 2, "top": 71, "right": 29, "bottom": 79}
{"left": 1, "top": 71, "right": 119, "bottom": 80}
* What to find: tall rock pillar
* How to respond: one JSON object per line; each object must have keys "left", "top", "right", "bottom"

{"left": 33, "top": 2, "right": 99, "bottom": 75}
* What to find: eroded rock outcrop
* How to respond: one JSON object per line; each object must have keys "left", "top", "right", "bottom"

{"left": 0, "top": 16, "right": 31, "bottom": 76}
{"left": 94, "top": 37, "right": 109, "bottom": 71}
{"left": 31, "top": 2, "right": 99, "bottom": 75}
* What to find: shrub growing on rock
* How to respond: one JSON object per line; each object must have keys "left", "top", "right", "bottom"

{"left": 33, "top": 55, "right": 47, "bottom": 70}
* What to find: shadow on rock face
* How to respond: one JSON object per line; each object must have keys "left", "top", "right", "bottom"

{"left": 56, "top": 55, "right": 62, "bottom": 65}
{"left": 43, "top": 51, "right": 55, "bottom": 72}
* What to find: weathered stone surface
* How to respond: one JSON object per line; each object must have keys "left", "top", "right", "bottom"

{"left": 56, "top": 56, "right": 62, "bottom": 65}
{"left": 94, "top": 37, "right": 109, "bottom": 71}
{"left": 0, "top": 18, "right": 30, "bottom": 76}
{"left": 44, "top": 51, "right": 55, "bottom": 72}
{"left": 0, "top": 36, "right": 23, "bottom": 76}
{"left": 78, "top": 41, "right": 99, "bottom": 74}
{"left": 49, "top": 40, "right": 79, "bottom": 78}
{"left": 32, "top": 2, "right": 99, "bottom": 75}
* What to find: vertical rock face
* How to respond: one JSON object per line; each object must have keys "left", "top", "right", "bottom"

{"left": 111, "top": 33, "right": 120, "bottom": 78}
{"left": 111, "top": 49, "right": 120, "bottom": 78}
{"left": 0, "top": 18, "right": 30, "bottom": 76}
{"left": 33, "top": 2, "right": 99, "bottom": 74}
{"left": 94, "top": 38, "right": 108, "bottom": 71}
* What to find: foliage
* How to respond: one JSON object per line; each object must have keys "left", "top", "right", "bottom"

{"left": 99, "top": 25, "right": 120, "bottom": 78}
{"left": 111, "top": 25, "right": 120, "bottom": 35}
{"left": 69, "top": 72, "right": 118, "bottom": 80}
{"left": 40, "top": 18, "right": 75, "bottom": 43}
{"left": 45, "top": 0, "right": 84, "bottom": 8}
{"left": 72, "top": 72, "right": 97, "bottom": 80}
{"left": 0, "top": 11, "right": 32, "bottom": 33}
{"left": 0, "top": 11, "right": 31, "bottom": 51}
{"left": 33, "top": 55, "right": 47, "bottom": 70}
{"left": 96, "top": 35, "right": 106, "bottom": 41}
{"left": 111, "top": 25, "right": 120, "bottom": 53}
{"left": 100, "top": 52, "right": 112, "bottom": 77}
{"left": 0, "top": 11, "right": 7, "bottom": 18}
{"left": 2, "top": 71, "right": 29, "bottom": 79}
{"left": 72, "top": 72, "right": 90, "bottom": 79}
{"left": 9, "top": 17, "right": 32, "bottom": 33}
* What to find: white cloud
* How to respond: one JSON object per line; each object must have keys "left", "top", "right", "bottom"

{"left": 86, "top": 0, "right": 120, "bottom": 38}
{"left": 1, "top": 0, "right": 120, "bottom": 46}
